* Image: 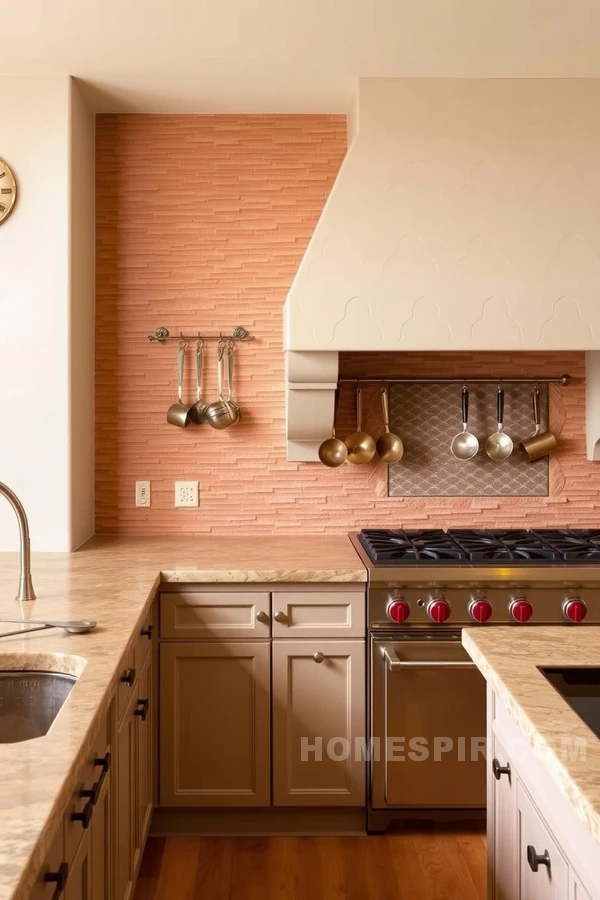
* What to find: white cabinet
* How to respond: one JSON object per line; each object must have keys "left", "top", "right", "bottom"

{"left": 489, "top": 734, "right": 517, "bottom": 900}
{"left": 516, "top": 782, "right": 568, "bottom": 900}
{"left": 488, "top": 690, "right": 599, "bottom": 900}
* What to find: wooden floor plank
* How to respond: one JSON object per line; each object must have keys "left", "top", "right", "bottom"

{"left": 134, "top": 828, "right": 487, "bottom": 900}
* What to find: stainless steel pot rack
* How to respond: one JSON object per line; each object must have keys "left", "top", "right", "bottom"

{"left": 339, "top": 374, "right": 572, "bottom": 386}
{"left": 148, "top": 325, "right": 254, "bottom": 343}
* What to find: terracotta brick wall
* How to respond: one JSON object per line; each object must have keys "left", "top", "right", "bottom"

{"left": 95, "top": 115, "right": 600, "bottom": 534}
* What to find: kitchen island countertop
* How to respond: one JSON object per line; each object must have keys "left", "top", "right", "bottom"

{"left": 463, "top": 626, "right": 600, "bottom": 846}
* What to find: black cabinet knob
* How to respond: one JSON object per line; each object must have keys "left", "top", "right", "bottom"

{"left": 120, "top": 667, "right": 136, "bottom": 687}
{"left": 81, "top": 752, "right": 112, "bottom": 805}
{"left": 527, "top": 845, "right": 551, "bottom": 872}
{"left": 140, "top": 625, "right": 153, "bottom": 639}
{"left": 134, "top": 698, "right": 149, "bottom": 721}
{"left": 44, "top": 862, "right": 69, "bottom": 898}
{"left": 492, "top": 758, "right": 511, "bottom": 780}
{"left": 71, "top": 796, "right": 93, "bottom": 829}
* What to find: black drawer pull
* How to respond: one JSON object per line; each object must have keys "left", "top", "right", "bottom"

{"left": 492, "top": 758, "right": 511, "bottom": 780}
{"left": 527, "top": 845, "right": 551, "bottom": 872}
{"left": 80, "top": 752, "right": 111, "bottom": 805}
{"left": 140, "top": 624, "right": 153, "bottom": 639}
{"left": 71, "top": 796, "right": 94, "bottom": 829}
{"left": 44, "top": 861, "right": 69, "bottom": 898}
{"left": 134, "top": 698, "right": 149, "bottom": 721}
{"left": 120, "top": 667, "right": 136, "bottom": 687}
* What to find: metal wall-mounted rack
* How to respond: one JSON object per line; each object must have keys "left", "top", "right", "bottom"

{"left": 339, "top": 374, "right": 572, "bottom": 386}
{"left": 148, "top": 325, "right": 255, "bottom": 343}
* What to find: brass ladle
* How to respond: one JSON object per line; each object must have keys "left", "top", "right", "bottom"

{"left": 318, "top": 388, "right": 347, "bottom": 467}
{"left": 345, "top": 387, "right": 376, "bottom": 465}
{"left": 376, "top": 387, "right": 404, "bottom": 464}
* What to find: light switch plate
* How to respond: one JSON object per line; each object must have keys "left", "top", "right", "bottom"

{"left": 175, "top": 481, "right": 199, "bottom": 508}
{"left": 135, "top": 481, "right": 151, "bottom": 508}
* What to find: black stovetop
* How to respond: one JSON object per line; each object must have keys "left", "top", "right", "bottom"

{"left": 358, "top": 528, "right": 600, "bottom": 565}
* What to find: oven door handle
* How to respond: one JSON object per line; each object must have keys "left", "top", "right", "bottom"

{"left": 380, "top": 647, "right": 476, "bottom": 671}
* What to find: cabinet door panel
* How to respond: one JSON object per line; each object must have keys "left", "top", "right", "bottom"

{"left": 65, "top": 828, "right": 91, "bottom": 900}
{"left": 517, "top": 781, "right": 568, "bottom": 900}
{"left": 490, "top": 733, "right": 517, "bottom": 900}
{"left": 136, "top": 652, "right": 153, "bottom": 856}
{"left": 115, "top": 689, "right": 138, "bottom": 900}
{"left": 272, "top": 591, "right": 365, "bottom": 638}
{"left": 160, "top": 592, "right": 271, "bottom": 639}
{"left": 91, "top": 769, "right": 112, "bottom": 900}
{"left": 160, "top": 641, "right": 271, "bottom": 806}
{"left": 272, "top": 640, "right": 365, "bottom": 806}
{"left": 571, "top": 876, "right": 592, "bottom": 900}
{"left": 29, "top": 823, "right": 65, "bottom": 900}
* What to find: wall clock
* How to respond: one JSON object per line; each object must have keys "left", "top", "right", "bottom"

{"left": 0, "top": 158, "right": 17, "bottom": 225}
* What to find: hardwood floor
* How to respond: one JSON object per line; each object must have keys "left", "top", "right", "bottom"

{"left": 134, "top": 827, "right": 486, "bottom": 900}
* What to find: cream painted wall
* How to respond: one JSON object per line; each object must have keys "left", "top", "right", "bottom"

{"left": 69, "top": 81, "right": 95, "bottom": 548}
{"left": 0, "top": 75, "right": 94, "bottom": 552}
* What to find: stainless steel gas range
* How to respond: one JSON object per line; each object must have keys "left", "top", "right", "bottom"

{"left": 351, "top": 528, "right": 600, "bottom": 832}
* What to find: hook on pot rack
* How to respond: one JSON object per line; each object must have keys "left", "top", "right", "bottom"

{"left": 148, "top": 326, "right": 255, "bottom": 343}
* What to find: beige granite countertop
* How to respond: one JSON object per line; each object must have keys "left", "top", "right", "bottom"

{"left": 463, "top": 626, "right": 600, "bottom": 847}
{"left": 0, "top": 534, "right": 365, "bottom": 899}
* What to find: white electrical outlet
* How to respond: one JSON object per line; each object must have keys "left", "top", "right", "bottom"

{"left": 175, "top": 481, "right": 199, "bottom": 508}
{"left": 135, "top": 480, "right": 151, "bottom": 508}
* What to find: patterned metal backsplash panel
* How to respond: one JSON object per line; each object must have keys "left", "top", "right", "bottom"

{"left": 388, "top": 383, "right": 549, "bottom": 497}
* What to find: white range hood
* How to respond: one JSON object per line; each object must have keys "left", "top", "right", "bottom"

{"left": 284, "top": 78, "right": 600, "bottom": 461}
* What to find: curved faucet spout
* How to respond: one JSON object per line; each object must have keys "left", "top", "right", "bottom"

{"left": 0, "top": 481, "right": 36, "bottom": 602}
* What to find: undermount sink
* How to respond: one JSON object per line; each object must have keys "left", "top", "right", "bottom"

{"left": 0, "top": 671, "right": 76, "bottom": 743}
{"left": 541, "top": 667, "right": 600, "bottom": 740}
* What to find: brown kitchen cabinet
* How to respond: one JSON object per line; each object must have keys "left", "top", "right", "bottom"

{"left": 90, "top": 762, "right": 112, "bottom": 900}
{"left": 159, "top": 640, "right": 271, "bottom": 807}
{"left": 272, "top": 639, "right": 365, "bottom": 806}
{"left": 114, "top": 648, "right": 153, "bottom": 900}
{"left": 65, "top": 828, "right": 92, "bottom": 900}
{"left": 29, "top": 823, "right": 67, "bottom": 900}
{"left": 160, "top": 591, "right": 271, "bottom": 640}
{"left": 115, "top": 684, "right": 137, "bottom": 900}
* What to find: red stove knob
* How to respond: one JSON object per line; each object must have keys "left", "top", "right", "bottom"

{"left": 469, "top": 598, "right": 493, "bottom": 623}
{"left": 509, "top": 598, "right": 533, "bottom": 623}
{"left": 386, "top": 598, "right": 411, "bottom": 624}
{"left": 427, "top": 598, "right": 451, "bottom": 623}
{"left": 563, "top": 597, "right": 587, "bottom": 623}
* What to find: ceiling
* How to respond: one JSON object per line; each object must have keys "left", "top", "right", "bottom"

{"left": 3, "top": 0, "right": 600, "bottom": 112}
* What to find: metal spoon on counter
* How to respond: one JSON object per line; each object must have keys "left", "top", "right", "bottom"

{"left": 0, "top": 617, "right": 97, "bottom": 636}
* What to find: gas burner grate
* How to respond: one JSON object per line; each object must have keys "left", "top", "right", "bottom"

{"left": 358, "top": 527, "right": 600, "bottom": 565}
{"left": 531, "top": 529, "right": 600, "bottom": 561}
{"left": 358, "top": 529, "right": 466, "bottom": 563}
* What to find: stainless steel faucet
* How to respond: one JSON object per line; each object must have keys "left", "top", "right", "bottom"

{"left": 0, "top": 481, "right": 36, "bottom": 601}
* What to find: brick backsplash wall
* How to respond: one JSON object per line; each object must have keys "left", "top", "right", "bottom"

{"left": 95, "top": 115, "right": 599, "bottom": 534}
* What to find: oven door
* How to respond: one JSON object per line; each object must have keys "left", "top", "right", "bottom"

{"left": 371, "top": 633, "right": 487, "bottom": 809}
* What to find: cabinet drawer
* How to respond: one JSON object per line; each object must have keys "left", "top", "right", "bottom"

{"left": 134, "top": 605, "right": 154, "bottom": 670}
{"left": 517, "top": 781, "right": 568, "bottom": 900}
{"left": 160, "top": 592, "right": 271, "bottom": 639}
{"left": 65, "top": 715, "right": 111, "bottom": 864}
{"left": 271, "top": 591, "right": 365, "bottom": 638}
{"left": 117, "top": 645, "right": 137, "bottom": 723}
